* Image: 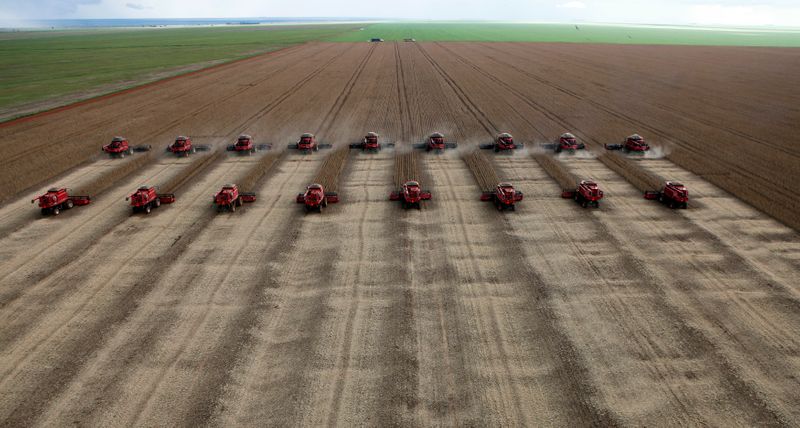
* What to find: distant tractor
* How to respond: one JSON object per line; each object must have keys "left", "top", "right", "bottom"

{"left": 31, "top": 188, "right": 91, "bottom": 216}
{"left": 213, "top": 184, "right": 256, "bottom": 212}
{"left": 561, "top": 180, "right": 604, "bottom": 208}
{"left": 349, "top": 132, "right": 394, "bottom": 153}
{"left": 287, "top": 133, "right": 333, "bottom": 154}
{"left": 541, "top": 132, "right": 586, "bottom": 153}
{"left": 480, "top": 132, "right": 524, "bottom": 153}
{"left": 645, "top": 181, "right": 689, "bottom": 209}
{"left": 413, "top": 132, "right": 458, "bottom": 153}
{"left": 370, "top": 38, "right": 384, "bottom": 42}
{"left": 480, "top": 182, "right": 524, "bottom": 211}
{"left": 126, "top": 186, "right": 175, "bottom": 214}
{"left": 296, "top": 183, "right": 339, "bottom": 213}
{"left": 389, "top": 180, "right": 432, "bottom": 210}
{"left": 226, "top": 134, "right": 272, "bottom": 155}
{"left": 605, "top": 134, "right": 650, "bottom": 153}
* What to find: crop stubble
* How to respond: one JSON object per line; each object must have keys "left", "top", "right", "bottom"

{"left": 0, "top": 42, "right": 799, "bottom": 426}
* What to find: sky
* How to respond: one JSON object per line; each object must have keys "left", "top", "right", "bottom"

{"left": 1, "top": 0, "right": 800, "bottom": 26}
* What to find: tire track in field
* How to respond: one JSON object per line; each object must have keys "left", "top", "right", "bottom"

{"left": 228, "top": 44, "right": 355, "bottom": 138}
{"left": 555, "top": 157, "right": 795, "bottom": 424}
{"left": 462, "top": 155, "right": 621, "bottom": 425}
{"left": 323, "top": 154, "right": 376, "bottom": 427}
{"left": 316, "top": 44, "right": 376, "bottom": 138}
{"left": 120, "top": 45, "right": 375, "bottom": 425}
{"left": 499, "top": 156, "right": 778, "bottom": 424}
{"left": 0, "top": 156, "right": 256, "bottom": 426}
{"left": 0, "top": 44, "right": 317, "bottom": 169}
{"left": 0, "top": 157, "right": 179, "bottom": 292}
{"left": 0, "top": 44, "right": 338, "bottom": 204}
{"left": 481, "top": 43, "right": 797, "bottom": 159}
{"left": 40, "top": 154, "right": 289, "bottom": 425}
{"left": 414, "top": 44, "right": 614, "bottom": 424}
{"left": 394, "top": 43, "right": 414, "bottom": 142}
{"left": 119, "top": 45, "right": 373, "bottom": 425}
{"left": 0, "top": 44, "right": 349, "bottom": 303}
{"left": 0, "top": 157, "right": 118, "bottom": 236}
{"left": 440, "top": 43, "right": 797, "bottom": 224}
{"left": 120, "top": 155, "right": 305, "bottom": 426}
{"left": 414, "top": 43, "right": 497, "bottom": 137}
{"left": 403, "top": 158, "right": 474, "bottom": 425}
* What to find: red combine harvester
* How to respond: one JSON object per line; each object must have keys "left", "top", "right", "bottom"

{"left": 541, "top": 132, "right": 586, "bottom": 153}
{"left": 481, "top": 182, "right": 524, "bottom": 211}
{"left": 102, "top": 136, "right": 151, "bottom": 158}
{"left": 226, "top": 134, "right": 272, "bottom": 155}
{"left": 605, "top": 134, "right": 650, "bottom": 153}
{"left": 389, "top": 180, "right": 432, "bottom": 210}
{"left": 167, "top": 135, "right": 211, "bottom": 157}
{"left": 561, "top": 180, "right": 604, "bottom": 208}
{"left": 480, "top": 132, "right": 524, "bottom": 153}
{"left": 645, "top": 181, "right": 689, "bottom": 209}
{"left": 126, "top": 186, "right": 175, "bottom": 214}
{"left": 413, "top": 132, "right": 457, "bottom": 153}
{"left": 296, "top": 183, "right": 339, "bottom": 213}
{"left": 31, "top": 188, "right": 91, "bottom": 216}
{"left": 349, "top": 132, "right": 394, "bottom": 153}
{"left": 213, "top": 184, "right": 256, "bottom": 212}
{"left": 287, "top": 133, "right": 332, "bottom": 154}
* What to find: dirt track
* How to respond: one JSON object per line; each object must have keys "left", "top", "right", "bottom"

{"left": 1, "top": 41, "right": 799, "bottom": 426}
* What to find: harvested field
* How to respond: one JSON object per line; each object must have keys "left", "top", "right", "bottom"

{"left": 0, "top": 41, "right": 799, "bottom": 426}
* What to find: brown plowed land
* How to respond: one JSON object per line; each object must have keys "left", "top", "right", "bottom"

{"left": 0, "top": 41, "right": 799, "bottom": 426}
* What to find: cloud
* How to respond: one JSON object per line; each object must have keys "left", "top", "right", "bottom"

{"left": 7, "top": 0, "right": 102, "bottom": 17}
{"left": 125, "top": 2, "right": 146, "bottom": 10}
{"left": 558, "top": 1, "right": 586, "bottom": 8}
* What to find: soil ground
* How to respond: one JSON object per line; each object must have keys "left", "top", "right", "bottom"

{"left": 0, "top": 42, "right": 798, "bottom": 426}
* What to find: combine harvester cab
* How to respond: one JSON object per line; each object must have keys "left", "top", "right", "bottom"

{"left": 645, "top": 181, "right": 689, "bottom": 209}
{"left": 561, "top": 180, "right": 604, "bottom": 208}
{"left": 126, "top": 186, "right": 175, "bottom": 214}
{"left": 287, "top": 133, "right": 332, "bottom": 154}
{"left": 413, "top": 132, "right": 457, "bottom": 153}
{"left": 226, "top": 134, "right": 272, "bottom": 155}
{"left": 480, "top": 132, "right": 524, "bottom": 153}
{"left": 167, "top": 135, "right": 211, "bottom": 157}
{"left": 32, "top": 188, "right": 91, "bottom": 216}
{"left": 481, "top": 182, "right": 523, "bottom": 211}
{"left": 296, "top": 183, "right": 339, "bottom": 213}
{"left": 349, "top": 132, "right": 394, "bottom": 153}
{"left": 605, "top": 134, "right": 650, "bottom": 153}
{"left": 541, "top": 132, "right": 586, "bottom": 154}
{"left": 213, "top": 184, "right": 256, "bottom": 213}
{"left": 389, "top": 180, "right": 432, "bottom": 210}
{"left": 102, "top": 136, "right": 151, "bottom": 158}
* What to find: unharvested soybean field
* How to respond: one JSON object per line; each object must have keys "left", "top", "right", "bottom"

{"left": 0, "top": 41, "right": 799, "bottom": 426}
